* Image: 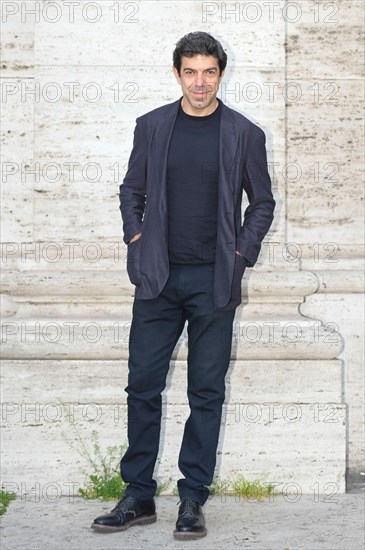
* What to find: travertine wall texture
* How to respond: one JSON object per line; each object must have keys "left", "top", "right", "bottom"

{"left": 1, "top": 1, "right": 364, "bottom": 497}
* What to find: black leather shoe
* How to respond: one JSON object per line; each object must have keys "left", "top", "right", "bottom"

{"left": 91, "top": 494, "right": 156, "bottom": 532}
{"left": 173, "top": 497, "right": 207, "bottom": 540}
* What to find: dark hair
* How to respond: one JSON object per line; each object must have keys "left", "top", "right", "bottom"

{"left": 173, "top": 32, "right": 227, "bottom": 75}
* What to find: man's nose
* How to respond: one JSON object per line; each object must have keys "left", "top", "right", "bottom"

{"left": 194, "top": 73, "right": 206, "bottom": 86}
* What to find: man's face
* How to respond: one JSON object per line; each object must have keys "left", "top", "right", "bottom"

{"left": 172, "top": 54, "right": 224, "bottom": 115}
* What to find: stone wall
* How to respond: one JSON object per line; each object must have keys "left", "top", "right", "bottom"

{"left": 1, "top": 0, "right": 364, "bottom": 497}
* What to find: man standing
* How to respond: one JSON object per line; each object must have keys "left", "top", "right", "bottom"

{"left": 92, "top": 31, "right": 275, "bottom": 540}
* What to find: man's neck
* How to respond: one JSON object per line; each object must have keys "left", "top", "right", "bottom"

{"left": 180, "top": 97, "right": 219, "bottom": 117}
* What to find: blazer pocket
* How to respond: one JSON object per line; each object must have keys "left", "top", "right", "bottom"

{"left": 126, "top": 238, "right": 142, "bottom": 286}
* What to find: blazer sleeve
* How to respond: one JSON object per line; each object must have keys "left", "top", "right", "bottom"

{"left": 236, "top": 126, "right": 275, "bottom": 267}
{"left": 119, "top": 116, "right": 147, "bottom": 244}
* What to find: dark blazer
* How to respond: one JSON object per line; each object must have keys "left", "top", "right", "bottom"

{"left": 119, "top": 97, "right": 275, "bottom": 311}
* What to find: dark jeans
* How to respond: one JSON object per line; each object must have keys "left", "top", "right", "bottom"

{"left": 120, "top": 262, "right": 236, "bottom": 505}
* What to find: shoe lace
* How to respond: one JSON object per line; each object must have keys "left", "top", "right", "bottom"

{"left": 177, "top": 497, "right": 199, "bottom": 518}
{"left": 112, "top": 495, "right": 127, "bottom": 511}
{"left": 112, "top": 495, "right": 137, "bottom": 520}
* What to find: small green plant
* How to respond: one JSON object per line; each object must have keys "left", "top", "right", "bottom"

{"left": 76, "top": 431, "right": 128, "bottom": 500}
{"left": 60, "top": 400, "right": 172, "bottom": 501}
{"left": 173, "top": 475, "right": 275, "bottom": 500}
{"left": 231, "top": 474, "right": 276, "bottom": 500}
{"left": 155, "top": 478, "right": 171, "bottom": 495}
{"left": 60, "top": 400, "right": 128, "bottom": 500}
{"left": 208, "top": 477, "right": 231, "bottom": 496}
{"left": 0, "top": 490, "right": 16, "bottom": 516}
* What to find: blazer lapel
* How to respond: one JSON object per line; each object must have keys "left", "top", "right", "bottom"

{"left": 219, "top": 102, "right": 240, "bottom": 195}
{"left": 153, "top": 99, "right": 181, "bottom": 187}
{"left": 152, "top": 99, "right": 180, "bottom": 239}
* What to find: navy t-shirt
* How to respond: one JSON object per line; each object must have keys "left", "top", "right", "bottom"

{"left": 166, "top": 99, "right": 221, "bottom": 264}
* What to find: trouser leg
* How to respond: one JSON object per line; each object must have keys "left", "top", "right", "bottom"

{"left": 177, "top": 265, "right": 236, "bottom": 505}
{"left": 120, "top": 276, "right": 186, "bottom": 500}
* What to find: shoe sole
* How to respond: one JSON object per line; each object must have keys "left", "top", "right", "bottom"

{"left": 173, "top": 528, "right": 207, "bottom": 540}
{"left": 91, "top": 513, "right": 157, "bottom": 533}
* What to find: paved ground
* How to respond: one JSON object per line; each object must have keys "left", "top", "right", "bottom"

{"left": 1, "top": 481, "right": 364, "bottom": 550}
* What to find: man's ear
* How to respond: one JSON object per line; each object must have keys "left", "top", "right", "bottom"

{"left": 172, "top": 66, "right": 181, "bottom": 83}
